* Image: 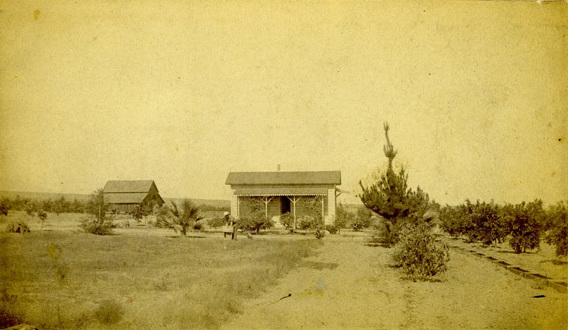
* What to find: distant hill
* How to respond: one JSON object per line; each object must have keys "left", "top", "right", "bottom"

{"left": 0, "top": 190, "right": 91, "bottom": 202}
{"left": 164, "top": 198, "right": 230, "bottom": 209}
{"left": 0, "top": 190, "right": 231, "bottom": 208}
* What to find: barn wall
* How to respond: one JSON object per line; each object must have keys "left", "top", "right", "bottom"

{"left": 110, "top": 203, "right": 138, "bottom": 213}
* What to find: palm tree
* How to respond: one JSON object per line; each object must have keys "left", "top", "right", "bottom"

{"left": 157, "top": 199, "right": 201, "bottom": 236}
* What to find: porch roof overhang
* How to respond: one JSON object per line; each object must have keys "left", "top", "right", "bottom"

{"left": 234, "top": 187, "right": 328, "bottom": 196}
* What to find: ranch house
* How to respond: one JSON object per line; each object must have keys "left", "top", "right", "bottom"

{"left": 225, "top": 171, "right": 342, "bottom": 226}
{"left": 103, "top": 180, "right": 165, "bottom": 213}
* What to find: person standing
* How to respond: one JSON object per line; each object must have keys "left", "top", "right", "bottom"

{"left": 223, "top": 211, "right": 237, "bottom": 240}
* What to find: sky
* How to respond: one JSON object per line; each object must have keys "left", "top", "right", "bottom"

{"left": 0, "top": 0, "right": 566, "bottom": 205}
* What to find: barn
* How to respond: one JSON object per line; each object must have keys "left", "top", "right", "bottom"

{"left": 103, "top": 180, "right": 165, "bottom": 213}
{"left": 225, "top": 171, "right": 341, "bottom": 226}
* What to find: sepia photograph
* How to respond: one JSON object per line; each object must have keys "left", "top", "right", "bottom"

{"left": 0, "top": 0, "right": 566, "bottom": 329}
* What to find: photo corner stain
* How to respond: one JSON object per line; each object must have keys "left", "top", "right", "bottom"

{"left": 34, "top": 9, "right": 40, "bottom": 20}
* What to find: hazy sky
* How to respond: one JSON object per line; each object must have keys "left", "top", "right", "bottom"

{"left": 0, "top": 0, "right": 566, "bottom": 205}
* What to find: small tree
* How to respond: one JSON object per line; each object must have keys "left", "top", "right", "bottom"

{"left": 0, "top": 197, "right": 12, "bottom": 216}
{"left": 157, "top": 199, "right": 201, "bottom": 236}
{"left": 439, "top": 203, "right": 471, "bottom": 238}
{"left": 466, "top": 200, "right": 509, "bottom": 246}
{"left": 239, "top": 197, "right": 273, "bottom": 234}
{"left": 545, "top": 201, "right": 568, "bottom": 257}
{"left": 333, "top": 204, "right": 350, "bottom": 233}
{"left": 504, "top": 200, "right": 545, "bottom": 253}
{"left": 37, "top": 210, "right": 48, "bottom": 230}
{"left": 132, "top": 201, "right": 152, "bottom": 224}
{"left": 353, "top": 207, "right": 373, "bottom": 232}
{"left": 53, "top": 196, "right": 68, "bottom": 216}
{"left": 80, "top": 189, "right": 113, "bottom": 235}
{"left": 24, "top": 201, "right": 37, "bottom": 216}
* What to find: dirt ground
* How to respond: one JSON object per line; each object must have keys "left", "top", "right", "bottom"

{"left": 223, "top": 236, "right": 567, "bottom": 330}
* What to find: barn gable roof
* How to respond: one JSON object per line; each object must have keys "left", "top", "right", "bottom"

{"left": 103, "top": 180, "right": 157, "bottom": 193}
{"left": 225, "top": 171, "right": 341, "bottom": 185}
{"left": 104, "top": 193, "right": 148, "bottom": 204}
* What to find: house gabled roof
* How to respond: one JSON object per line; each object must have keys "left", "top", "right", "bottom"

{"left": 226, "top": 171, "right": 341, "bottom": 185}
{"left": 103, "top": 180, "right": 157, "bottom": 193}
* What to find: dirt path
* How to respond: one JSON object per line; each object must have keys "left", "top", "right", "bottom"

{"left": 223, "top": 237, "right": 567, "bottom": 329}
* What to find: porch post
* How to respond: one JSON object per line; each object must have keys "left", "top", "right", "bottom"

{"left": 326, "top": 188, "right": 336, "bottom": 226}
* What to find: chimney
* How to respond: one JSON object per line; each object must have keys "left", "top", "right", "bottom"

{"left": 277, "top": 164, "right": 281, "bottom": 171}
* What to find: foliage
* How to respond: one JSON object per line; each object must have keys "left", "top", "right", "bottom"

{"left": 53, "top": 196, "right": 69, "bottom": 215}
{"left": 280, "top": 212, "right": 294, "bottom": 230}
{"left": 465, "top": 200, "right": 509, "bottom": 246}
{"left": 208, "top": 217, "right": 226, "bottom": 230}
{"left": 439, "top": 203, "right": 471, "bottom": 238}
{"left": 314, "top": 227, "right": 325, "bottom": 239}
{"left": 0, "top": 197, "right": 12, "bottom": 216}
{"left": 239, "top": 197, "right": 273, "bottom": 233}
{"left": 37, "top": 209, "right": 48, "bottom": 230}
{"left": 6, "top": 220, "right": 30, "bottom": 233}
{"left": 24, "top": 201, "right": 38, "bottom": 216}
{"left": 325, "top": 224, "right": 338, "bottom": 234}
{"left": 297, "top": 214, "right": 322, "bottom": 231}
{"left": 504, "top": 200, "right": 545, "bottom": 253}
{"left": 132, "top": 201, "right": 153, "bottom": 223}
{"left": 157, "top": 199, "right": 201, "bottom": 236}
{"left": 545, "top": 201, "right": 568, "bottom": 257}
{"left": 80, "top": 189, "right": 114, "bottom": 235}
{"left": 334, "top": 203, "right": 354, "bottom": 233}
{"left": 353, "top": 207, "right": 373, "bottom": 231}
{"left": 359, "top": 122, "right": 430, "bottom": 246}
{"left": 392, "top": 222, "right": 450, "bottom": 281}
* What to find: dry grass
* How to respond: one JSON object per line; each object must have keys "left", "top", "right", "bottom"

{"left": 0, "top": 228, "right": 321, "bottom": 329}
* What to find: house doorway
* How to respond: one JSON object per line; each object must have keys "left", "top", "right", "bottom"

{"left": 280, "top": 196, "right": 291, "bottom": 215}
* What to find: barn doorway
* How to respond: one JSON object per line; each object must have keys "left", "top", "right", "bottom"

{"left": 280, "top": 196, "right": 291, "bottom": 214}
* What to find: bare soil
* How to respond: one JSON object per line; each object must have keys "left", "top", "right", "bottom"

{"left": 224, "top": 236, "right": 567, "bottom": 329}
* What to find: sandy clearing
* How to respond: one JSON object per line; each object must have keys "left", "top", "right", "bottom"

{"left": 223, "top": 237, "right": 567, "bottom": 330}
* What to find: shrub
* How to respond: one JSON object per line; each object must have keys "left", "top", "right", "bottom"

{"left": 193, "top": 222, "right": 203, "bottom": 231}
{"left": 239, "top": 216, "right": 273, "bottom": 234}
{"left": 94, "top": 299, "right": 124, "bottom": 325}
{"left": 297, "top": 215, "right": 322, "bottom": 231}
{"left": 354, "top": 207, "right": 373, "bottom": 230}
{"left": 392, "top": 222, "right": 450, "bottom": 281}
{"left": 314, "top": 227, "right": 325, "bottom": 239}
{"left": 279, "top": 212, "right": 294, "bottom": 230}
{"left": 325, "top": 224, "right": 338, "bottom": 234}
{"left": 6, "top": 220, "right": 30, "bottom": 233}
{"left": 208, "top": 217, "right": 226, "bottom": 230}
{"left": 545, "top": 201, "right": 568, "bottom": 257}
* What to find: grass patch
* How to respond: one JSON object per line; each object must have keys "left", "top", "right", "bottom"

{"left": 0, "top": 231, "right": 321, "bottom": 329}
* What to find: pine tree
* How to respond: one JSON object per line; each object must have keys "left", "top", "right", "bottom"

{"left": 359, "top": 122, "right": 429, "bottom": 245}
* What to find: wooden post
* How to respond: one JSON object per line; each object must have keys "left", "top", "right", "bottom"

{"left": 287, "top": 196, "right": 301, "bottom": 230}
{"left": 262, "top": 196, "right": 274, "bottom": 220}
